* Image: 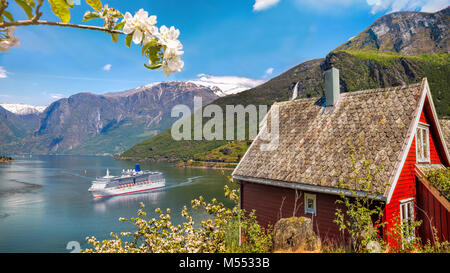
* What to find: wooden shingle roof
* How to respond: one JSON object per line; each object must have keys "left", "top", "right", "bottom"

{"left": 233, "top": 80, "right": 431, "bottom": 199}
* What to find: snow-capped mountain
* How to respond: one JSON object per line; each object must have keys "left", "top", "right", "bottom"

{"left": 1, "top": 81, "right": 219, "bottom": 155}
{"left": 0, "top": 103, "right": 47, "bottom": 115}
{"left": 188, "top": 74, "right": 265, "bottom": 97}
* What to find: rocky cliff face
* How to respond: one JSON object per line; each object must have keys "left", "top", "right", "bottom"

{"left": 336, "top": 7, "right": 449, "bottom": 55}
{"left": 4, "top": 82, "right": 219, "bottom": 155}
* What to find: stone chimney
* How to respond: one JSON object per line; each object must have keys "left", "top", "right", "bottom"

{"left": 325, "top": 67, "right": 339, "bottom": 106}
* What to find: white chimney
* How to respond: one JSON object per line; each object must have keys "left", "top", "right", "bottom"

{"left": 325, "top": 67, "right": 340, "bottom": 106}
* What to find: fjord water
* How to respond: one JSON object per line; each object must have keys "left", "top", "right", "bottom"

{"left": 0, "top": 155, "right": 233, "bottom": 252}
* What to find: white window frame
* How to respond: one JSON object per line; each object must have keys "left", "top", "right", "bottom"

{"left": 416, "top": 123, "right": 430, "bottom": 163}
{"left": 399, "top": 198, "right": 415, "bottom": 243}
{"left": 304, "top": 193, "right": 316, "bottom": 215}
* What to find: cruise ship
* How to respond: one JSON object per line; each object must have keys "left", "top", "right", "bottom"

{"left": 88, "top": 165, "right": 165, "bottom": 198}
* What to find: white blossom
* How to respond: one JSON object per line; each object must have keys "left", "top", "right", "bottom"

{"left": 0, "top": 27, "right": 20, "bottom": 52}
{"left": 122, "top": 9, "right": 159, "bottom": 45}
{"left": 161, "top": 47, "right": 184, "bottom": 76}
{"left": 158, "top": 25, "right": 182, "bottom": 50}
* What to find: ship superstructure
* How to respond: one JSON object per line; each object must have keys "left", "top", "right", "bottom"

{"left": 88, "top": 165, "right": 165, "bottom": 198}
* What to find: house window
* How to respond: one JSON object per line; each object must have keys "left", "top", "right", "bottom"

{"left": 400, "top": 198, "right": 415, "bottom": 242}
{"left": 304, "top": 193, "right": 316, "bottom": 215}
{"left": 416, "top": 124, "right": 430, "bottom": 163}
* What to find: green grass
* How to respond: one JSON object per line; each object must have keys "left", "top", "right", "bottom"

{"left": 339, "top": 50, "right": 450, "bottom": 65}
{"left": 193, "top": 141, "right": 251, "bottom": 163}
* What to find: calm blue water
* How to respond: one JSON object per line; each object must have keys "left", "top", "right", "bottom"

{"left": 0, "top": 155, "right": 234, "bottom": 253}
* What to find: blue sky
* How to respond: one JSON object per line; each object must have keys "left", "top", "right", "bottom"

{"left": 0, "top": 0, "right": 448, "bottom": 105}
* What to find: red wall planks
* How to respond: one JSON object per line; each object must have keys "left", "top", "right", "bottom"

{"left": 385, "top": 102, "right": 447, "bottom": 245}
{"left": 416, "top": 180, "right": 450, "bottom": 243}
{"left": 240, "top": 180, "right": 348, "bottom": 243}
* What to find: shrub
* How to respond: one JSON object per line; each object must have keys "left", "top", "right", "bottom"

{"left": 426, "top": 167, "right": 450, "bottom": 200}
{"left": 334, "top": 138, "right": 388, "bottom": 252}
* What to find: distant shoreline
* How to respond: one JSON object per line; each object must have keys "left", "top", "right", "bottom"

{"left": 175, "top": 164, "right": 235, "bottom": 171}
{"left": 115, "top": 156, "right": 237, "bottom": 170}
{"left": 175, "top": 161, "right": 237, "bottom": 171}
{"left": 0, "top": 156, "right": 14, "bottom": 163}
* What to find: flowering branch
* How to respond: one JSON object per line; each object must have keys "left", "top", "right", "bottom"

{"left": 0, "top": 0, "right": 184, "bottom": 76}
{"left": 0, "top": 19, "right": 123, "bottom": 33}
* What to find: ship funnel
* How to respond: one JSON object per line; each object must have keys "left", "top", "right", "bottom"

{"left": 135, "top": 164, "right": 141, "bottom": 172}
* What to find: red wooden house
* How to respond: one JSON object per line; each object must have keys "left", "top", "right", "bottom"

{"left": 232, "top": 68, "right": 450, "bottom": 247}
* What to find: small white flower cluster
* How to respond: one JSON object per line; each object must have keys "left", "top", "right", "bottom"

{"left": 100, "top": 5, "right": 123, "bottom": 30}
{"left": 122, "top": 9, "right": 184, "bottom": 77}
{"left": 0, "top": 26, "right": 20, "bottom": 52}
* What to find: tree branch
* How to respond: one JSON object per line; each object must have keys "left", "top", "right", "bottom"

{"left": 0, "top": 19, "right": 123, "bottom": 34}
{"left": 31, "top": 0, "right": 43, "bottom": 22}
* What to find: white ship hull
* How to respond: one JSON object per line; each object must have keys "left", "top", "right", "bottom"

{"left": 90, "top": 180, "right": 165, "bottom": 198}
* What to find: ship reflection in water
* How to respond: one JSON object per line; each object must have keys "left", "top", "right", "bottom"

{"left": 93, "top": 188, "right": 166, "bottom": 213}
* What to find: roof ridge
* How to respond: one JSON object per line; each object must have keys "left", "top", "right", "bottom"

{"left": 341, "top": 82, "right": 422, "bottom": 97}
{"left": 277, "top": 81, "right": 423, "bottom": 107}
{"left": 277, "top": 97, "right": 317, "bottom": 105}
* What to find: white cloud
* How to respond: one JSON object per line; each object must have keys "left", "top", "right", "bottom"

{"left": 366, "top": 0, "right": 448, "bottom": 14}
{"left": 102, "top": 64, "right": 112, "bottom": 71}
{"left": 265, "top": 67, "right": 274, "bottom": 75}
{"left": 189, "top": 74, "right": 265, "bottom": 96}
{"left": 42, "top": 92, "right": 64, "bottom": 100}
{"left": 253, "top": 0, "right": 281, "bottom": 11}
{"left": 263, "top": 67, "right": 274, "bottom": 78}
{"left": 293, "top": 0, "right": 448, "bottom": 13}
{"left": 0, "top": 67, "right": 8, "bottom": 78}
{"left": 50, "top": 93, "right": 64, "bottom": 99}
{"left": 420, "top": 0, "right": 449, "bottom": 12}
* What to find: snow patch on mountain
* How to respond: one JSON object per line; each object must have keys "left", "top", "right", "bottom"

{"left": 0, "top": 103, "right": 47, "bottom": 115}
{"left": 188, "top": 74, "right": 265, "bottom": 96}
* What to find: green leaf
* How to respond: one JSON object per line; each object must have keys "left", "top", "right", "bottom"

{"left": 114, "top": 21, "right": 125, "bottom": 30}
{"left": 144, "top": 63, "right": 162, "bottom": 70}
{"left": 82, "top": 11, "right": 101, "bottom": 21}
{"left": 110, "top": 9, "right": 123, "bottom": 18}
{"left": 48, "top": 0, "right": 71, "bottom": 23}
{"left": 141, "top": 40, "right": 158, "bottom": 56}
{"left": 111, "top": 33, "right": 118, "bottom": 43}
{"left": 125, "top": 34, "right": 132, "bottom": 48}
{"left": 3, "top": 11, "right": 14, "bottom": 22}
{"left": 15, "top": 0, "right": 34, "bottom": 19}
{"left": 86, "top": 0, "right": 102, "bottom": 11}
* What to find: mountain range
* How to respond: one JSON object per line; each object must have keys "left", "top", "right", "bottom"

{"left": 120, "top": 6, "right": 450, "bottom": 164}
{"left": 0, "top": 82, "right": 219, "bottom": 155}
